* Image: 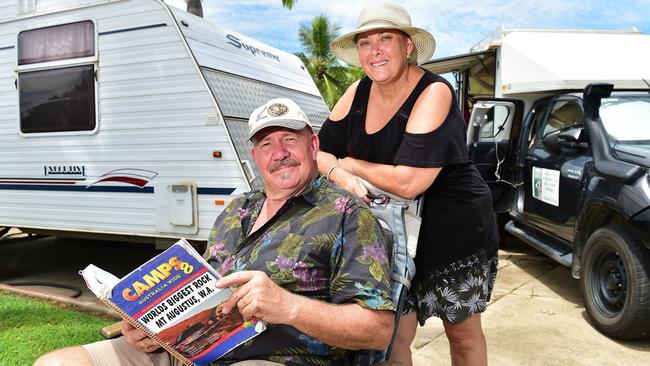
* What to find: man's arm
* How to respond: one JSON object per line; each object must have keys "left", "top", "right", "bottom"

{"left": 217, "top": 271, "right": 393, "bottom": 350}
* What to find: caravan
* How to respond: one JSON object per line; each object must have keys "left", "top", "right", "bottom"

{"left": 0, "top": 0, "right": 329, "bottom": 247}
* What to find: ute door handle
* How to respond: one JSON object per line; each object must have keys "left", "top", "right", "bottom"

{"left": 525, "top": 156, "right": 538, "bottom": 162}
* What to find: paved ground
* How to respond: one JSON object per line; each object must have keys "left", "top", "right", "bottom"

{"left": 412, "top": 238, "right": 650, "bottom": 366}
{"left": 1, "top": 234, "right": 649, "bottom": 365}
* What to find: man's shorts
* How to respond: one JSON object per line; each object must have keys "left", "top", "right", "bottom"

{"left": 83, "top": 337, "right": 282, "bottom": 366}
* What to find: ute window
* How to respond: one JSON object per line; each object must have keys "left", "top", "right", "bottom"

{"left": 531, "top": 100, "right": 584, "bottom": 147}
{"left": 475, "top": 105, "right": 511, "bottom": 141}
{"left": 600, "top": 96, "right": 650, "bottom": 143}
{"left": 540, "top": 100, "right": 583, "bottom": 139}
{"left": 17, "top": 21, "right": 97, "bottom": 134}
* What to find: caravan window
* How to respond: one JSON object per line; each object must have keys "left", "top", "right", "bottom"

{"left": 18, "top": 21, "right": 94, "bottom": 65}
{"left": 17, "top": 21, "right": 97, "bottom": 134}
{"left": 19, "top": 66, "right": 95, "bottom": 133}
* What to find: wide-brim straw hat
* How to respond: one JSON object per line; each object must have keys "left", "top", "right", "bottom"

{"left": 330, "top": 3, "right": 436, "bottom": 67}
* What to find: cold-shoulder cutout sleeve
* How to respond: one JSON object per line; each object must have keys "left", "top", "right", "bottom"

{"left": 393, "top": 120, "right": 469, "bottom": 168}
{"left": 318, "top": 118, "right": 349, "bottom": 159}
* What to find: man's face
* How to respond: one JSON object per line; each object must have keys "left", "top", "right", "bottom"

{"left": 251, "top": 127, "right": 319, "bottom": 198}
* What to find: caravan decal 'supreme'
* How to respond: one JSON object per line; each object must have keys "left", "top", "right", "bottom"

{"left": 225, "top": 34, "right": 280, "bottom": 61}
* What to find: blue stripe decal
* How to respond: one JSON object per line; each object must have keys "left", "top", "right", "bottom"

{"left": 99, "top": 23, "right": 167, "bottom": 36}
{"left": 197, "top": 187, "right": 236, "bottom": 195}
{"left": 0, "top": 46, "right": 15, "bottom": 51}
{"left": 0, "top": 185, "right": 236, "bottom": 195}
{"left": 0, "top": 184, "right": 154, "bottom": 193}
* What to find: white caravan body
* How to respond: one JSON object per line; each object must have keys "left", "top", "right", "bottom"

{"left": 422, "top": 28, "right": 650, "bottom": 114}
{"left": 0, "top": 0, "right": 329, "bottom": 246}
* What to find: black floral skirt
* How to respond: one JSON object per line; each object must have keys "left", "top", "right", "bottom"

{"left": 405, "top": 249, "right": 498, "bottom": 325}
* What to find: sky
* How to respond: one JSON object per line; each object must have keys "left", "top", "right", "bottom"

{"left": 164, "top": 0, "right": 650, "bottom": 60}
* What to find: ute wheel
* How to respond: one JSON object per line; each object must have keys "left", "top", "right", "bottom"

{"left": 580, "top": 225, "right": 650, "bottom": 339}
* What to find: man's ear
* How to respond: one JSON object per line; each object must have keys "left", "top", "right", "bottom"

{"left": 310, "top": 133, "right": 320, "bottom": 160}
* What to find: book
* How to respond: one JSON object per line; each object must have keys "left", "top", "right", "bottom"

{"left": 80, "top": 238, "right": 266, "bottom": 366}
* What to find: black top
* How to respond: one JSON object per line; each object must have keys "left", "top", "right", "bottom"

{"left": 318, "top": 70, "right": 498, "bottom": 270}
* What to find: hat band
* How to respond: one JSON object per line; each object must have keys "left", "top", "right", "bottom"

{"left": 357, "top": 19, "right": 405, "bottom": 31}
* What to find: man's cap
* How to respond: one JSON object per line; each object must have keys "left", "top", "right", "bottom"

{"left": 248, "top": 98, "right": 313, "bottom": 141}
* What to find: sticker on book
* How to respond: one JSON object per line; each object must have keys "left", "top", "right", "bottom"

{"left": 532, "top": 167, "right": 559, "bottom": 207}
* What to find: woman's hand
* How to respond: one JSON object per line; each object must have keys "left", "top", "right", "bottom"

{"left": 330, "top": 165, "right": 369, "bottom": 202}
{"left": 338, "top": 157, "right": 357, "bottom": 173}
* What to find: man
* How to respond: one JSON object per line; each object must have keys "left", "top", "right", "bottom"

{"left": 35, "top": 98, "right": 394, "bottom": 366}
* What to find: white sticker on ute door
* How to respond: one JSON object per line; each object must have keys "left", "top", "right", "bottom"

{"left": 532, "top": 167, "right": 560, "bottom": 206}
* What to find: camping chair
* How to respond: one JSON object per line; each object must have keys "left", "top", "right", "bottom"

{"left": 353, "top": 193, "right": 422, "bottom": 365}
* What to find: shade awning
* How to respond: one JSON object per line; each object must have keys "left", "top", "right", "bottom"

{"left": 421, "top": 50, "right": 494, "bottom": 75}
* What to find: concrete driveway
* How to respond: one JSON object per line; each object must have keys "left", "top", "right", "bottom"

{"left": 1, "top": 235, "right": 649, "bottom": 365}
{"left": 412, "top": 238, "right": 650, "bottom": 365}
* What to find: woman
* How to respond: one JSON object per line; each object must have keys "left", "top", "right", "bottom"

{"left": 317, "top": 4, "right": 498, "bottom": 366}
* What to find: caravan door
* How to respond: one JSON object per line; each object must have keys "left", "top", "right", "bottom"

{"left": 467, "top": 99, "right": 523, "bottom": 212}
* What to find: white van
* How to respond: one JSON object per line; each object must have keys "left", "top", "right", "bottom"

{"left": 0, "top": 0, "right": 329, "bottom": 247}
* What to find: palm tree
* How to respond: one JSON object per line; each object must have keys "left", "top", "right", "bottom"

{"left": 297, "top": 15, "right": 364, "bottom": 108}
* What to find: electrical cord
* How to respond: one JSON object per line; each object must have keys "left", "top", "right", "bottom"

{"left": 0, "top": 231, "right": 82, "bottom": 298}
{"left": 493, "top": 138, "right": 523, "bottom": 188}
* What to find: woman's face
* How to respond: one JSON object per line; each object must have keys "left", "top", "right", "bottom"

{"left": 355, "top": 29, "right": 414, "bottom": 83}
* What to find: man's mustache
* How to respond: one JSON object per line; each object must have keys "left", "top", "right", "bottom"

{"left": 269, "top": 159, "right": 300, "bottom": 173}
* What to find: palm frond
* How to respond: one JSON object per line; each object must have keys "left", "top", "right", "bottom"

{"left": 297, "top": 15, "right": 363, "bottom": 108}
{"left": 281, "top": 0, "right": 296, "bottom": 9}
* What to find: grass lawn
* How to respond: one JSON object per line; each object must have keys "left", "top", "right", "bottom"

{"left": 0, "top": 292, "right": 115, "bottom": 366}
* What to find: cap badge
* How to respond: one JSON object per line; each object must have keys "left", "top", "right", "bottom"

{"left": 267, "top": 103, "right": 289, "bottom": 117}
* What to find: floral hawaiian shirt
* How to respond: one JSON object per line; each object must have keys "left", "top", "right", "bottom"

{"left": 204, "top": 175, "right": 394, "bottom": 366}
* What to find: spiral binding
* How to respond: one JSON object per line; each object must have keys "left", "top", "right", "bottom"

{"left": 99, "top": 297, "right": 196, "bottom": 366}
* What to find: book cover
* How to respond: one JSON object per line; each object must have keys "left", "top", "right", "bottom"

{"left": 81, "top": 238, "right": 266, "bottom": 366}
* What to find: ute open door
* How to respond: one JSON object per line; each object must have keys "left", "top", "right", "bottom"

{"left": 467, "top": 98, "right": 524, "bottom": 212}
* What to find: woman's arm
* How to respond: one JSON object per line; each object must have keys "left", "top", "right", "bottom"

{"left": 317, "top": 80, "right": 372, "bottom": 201}
{"left": 316, "top": 79, "right": 359, "bottom": 181}
{"left": 317, "top": 151, "right": 370, "bottom": 201}
{"left": 339, "top": 82, "right": 453, "bottom": 199}
{"left": 339, "top": 158, "right": 440, "bottom": 200}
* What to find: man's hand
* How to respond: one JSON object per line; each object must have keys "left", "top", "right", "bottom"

{"left": 216, "top": 270, "right": 298, "bottom": 325}
{"left": 121, "top": 321, "right": 160, "bottom": 353}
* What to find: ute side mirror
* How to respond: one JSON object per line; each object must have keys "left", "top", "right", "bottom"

{"left": 541, "top": 132, "right": 561, "bottom": 153}
{"left": 558, "top": 127, "right": 588, "bottom": 149}
{"left": 558, "top": 128, "right": 582, "bottom": 142}
{"left": 543, "top": 125, "right": 588, "bottom": 153}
